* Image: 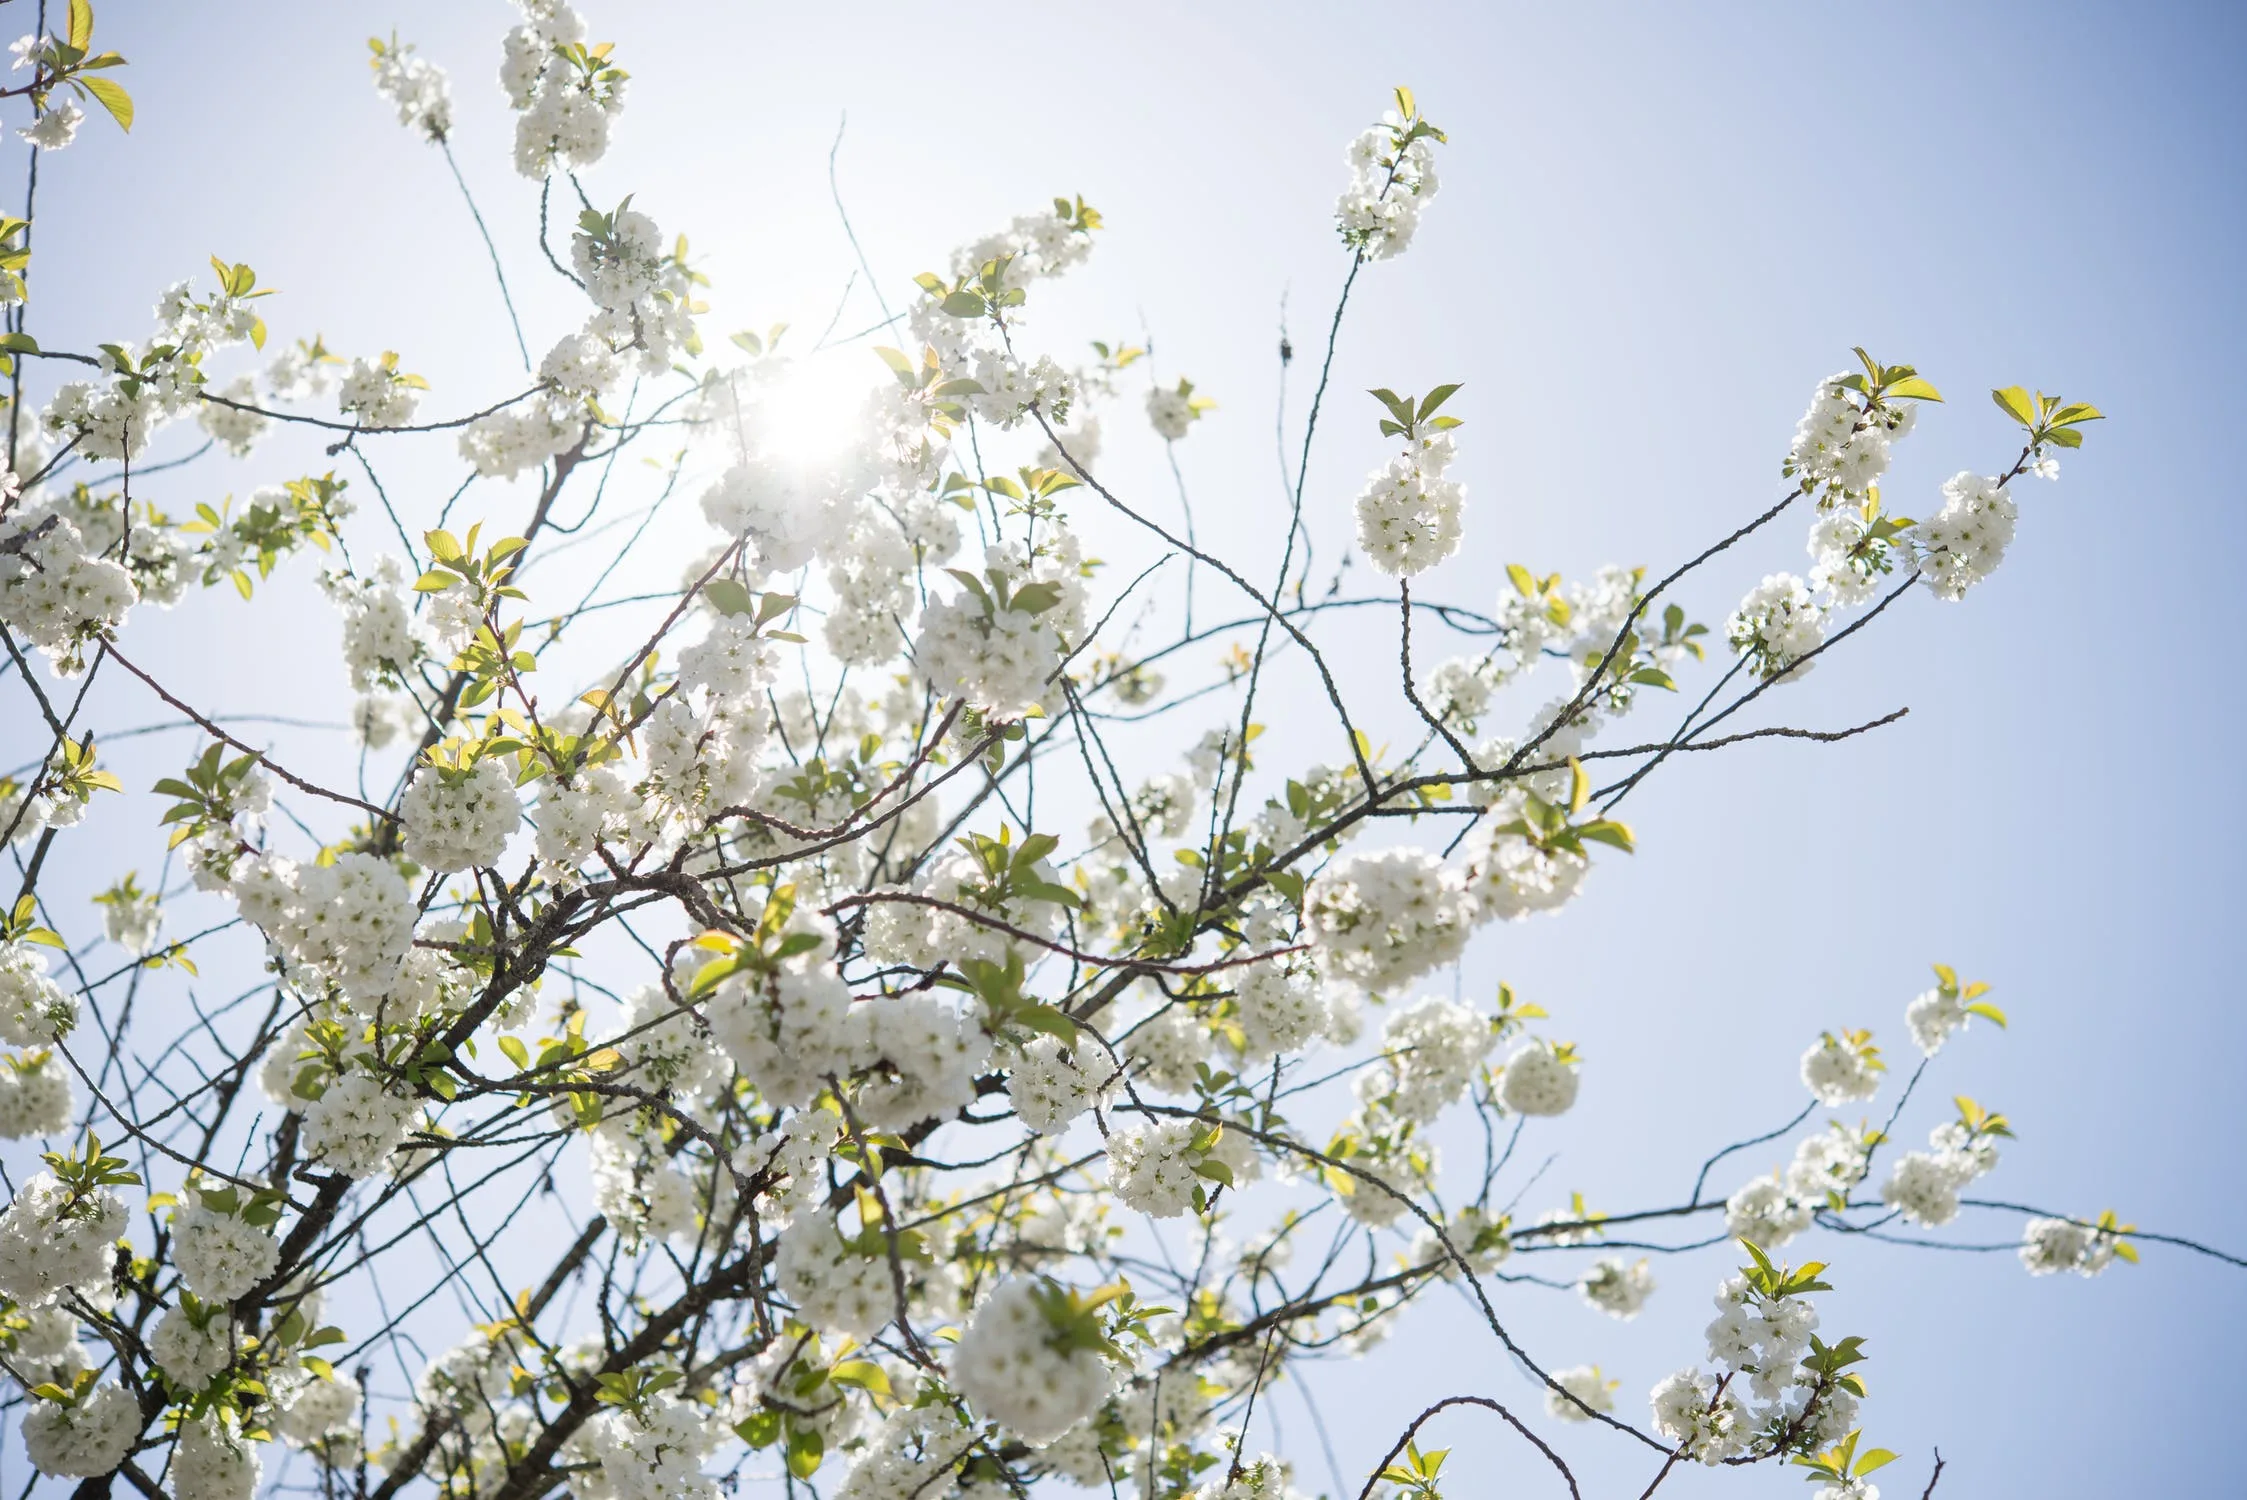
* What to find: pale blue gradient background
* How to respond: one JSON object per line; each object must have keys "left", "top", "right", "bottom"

{"left": 10, "top": 2, "right": 2243, "bottom": 1496}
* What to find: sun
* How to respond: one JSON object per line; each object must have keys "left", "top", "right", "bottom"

{"left": 751, "top": 348, "right": 884, "bottom": 471}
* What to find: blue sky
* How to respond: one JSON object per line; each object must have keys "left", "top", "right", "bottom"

{"left": 12, "top": 1, "right": 2245, "bottom": 1495}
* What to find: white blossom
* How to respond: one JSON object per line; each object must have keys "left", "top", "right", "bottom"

{"left": 401, "top": 760, "right": 524, "bottom": 872}
{"left": 301, "top": 1068, "right": 422, "bottom": 1178}
{"left": 1913, "top": 471, "right": 2017, "bottom": 601}
{"left": 173, "top": 1191, "right": 280, "bottom": 1302}
{"left": 1106, "top": 1118, "right": 1206, "bottom": 1219}
{"left": 1648, "top": 1368, "right": 1746, "bottom": 1464}
{"left": 586, "top": 1393, "right": 719, "bottom": 1500}
{"left": 0, "top": 1171, "right": 128, "bottom": 1308}
{"left": 151, "top": 1303, "right": 236, "bottom": 1390}
{"left": 1879, "top": 1150, "right": 1967, "bottom": 1227}
{"left": 0, "top": 1052, "right": 72, "bottom": 1138}
{"left": 951, "top": 1277, "right": 1117, "bottom": 1443}
{"left": 1007, "top": 1036, "right": 1115, "bottom": 1134}
{"left": 460, "top": 402, "right": 583, "bottom": 480}
{"left": 370, "top": 37, "right": 453, "bottom": 140}
{"left": 1497, "top": 1040, "right": 1580, "bottom": 1116}
{"left": 1726, "top": 573, "right": 1824, "bottom": 681}
{"left": 0, "top": 511, "right": 138, "bottom": 672}
{"left": 18, "top": 98, "right": 82, "bottom": 151}
{"left": 1353, "top": 431, "right": 1462, "bottom": 577}
{"left": 337, "top": 355, "right": 424, "bottom": 429}
{"left": 1335, "top": 109, "right": 1442, "bottom": 260}
{"left": 1363, "top": 996, "right": 1491, "bottom": 1123}
{"left": 276, "top": 1368, "right": 363, "bottom": 1452}
{"left": 196, "top": 373, "right": 270, "bottom": 456}
{"left": 850, "top": 994, "right": 990, "bottom": 1131}
{"left": 1579, "top": 1256, "right": 1654, "bottom": 1319}
{"left": 2020, "top": 1215, "right": 2123, "bottom": 1277}
{"left": 1546, "top": 1365, "right": 1616, "bottom": 1422}
{"left": 1231, "top": 959, "right": 1330, "bottom": 1063}
{"left": 1303, "top": 847, "right": 1473, "bottom": 994}
{"left": 705, "top": 963, "right": 854, "bottom": 1110}
{"left": 1800, "top": 1031, "right": 1882, "bottom": 1107}
{"left": 776, "top": 1213, "right": 894, "bottom": 1339}
{"left": 21, "top": 1383, "right": 138, "bottom": 1478}
{"left": 0, "top": 941, "right": 79, "bottom": 1047}
{"left": 172, "top": 1409, "right": 263, "bottom": 1500}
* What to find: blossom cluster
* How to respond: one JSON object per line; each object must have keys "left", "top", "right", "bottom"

{"left": 369, "top": 35, "right": 453, "bottom": 141}
{"left": 1353, "top": 429, "right": 1464, "bottom": 577}
{"left": 1335, "top": 90, "right": 1444, "bottom": 259}
{"left": 1879, "top": 1106, "right": 2007, "bottom": 1227}
{"left": 0, "top": 21, "right": 2159, "bottom": 1500}
{"left": 501, "top": 0, "right": 625, "bottom": 178}
{"left": 950, "top": 1277, "right": 1117, "bottom": 1443}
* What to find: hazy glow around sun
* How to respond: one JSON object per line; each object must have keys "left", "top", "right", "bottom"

{"left": 752, "top": 349, "right": 886, "bottom": 470}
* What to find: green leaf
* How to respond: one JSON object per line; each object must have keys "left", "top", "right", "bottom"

{"left": 81, "top": 76, "right": 133, "bottom": 133}
{"left": 1883, "top": 375, "right": 1943, "bottom": 402}
{"left": 688, "top": 953, "right": 743, "bottom": 999}
{"left": 1014, "top": 878, "right": 1081, "bottom": 910}
{"left": 1008, "top": 581, "right": 1064, "bottom": 615}
{"left": 1416, "top": 382, "right": 1463, "bottom": 422}
{"left": 1369, "top": 387, "right": 1415, "bottom": 427}
{"left": 67, "top": 0, "right": 93, "bottom": 51}
{"left": 943, "top": 568, "right": 990, "bottom": 608}
{"left": 1577, "top": 820, "right": 1634, "bottom": 853}
{"left": 829, "top": 1360, "right": 891, "bottom": 1397}
{"left": 1016, "top": 1003, "right": 1080, "bottom": 1047}
{"left": 1991, "top": 386, "right": 2036, "bottom": 428}
{"left": 704, "top": 578, "right": 756, "bottom": 617}
{"left": 785, "top": 1424, "right": 825, "bottom": 1479}
{"left": 1964, "top": 1001, "right": 2007, "bottom": 1027}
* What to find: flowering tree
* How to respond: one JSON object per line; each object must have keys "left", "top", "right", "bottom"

{"left": 0, "top": 7, "right": 2232, "bottom": 1500}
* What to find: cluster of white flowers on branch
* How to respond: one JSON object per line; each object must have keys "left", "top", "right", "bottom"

{"left": 0, "top": 10, "right": 2220, "bottom": 1500}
